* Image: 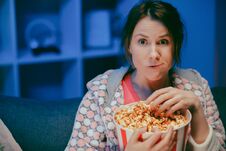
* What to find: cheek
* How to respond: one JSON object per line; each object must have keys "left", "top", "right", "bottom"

{"left": 131, "top": 53, "right": 145, "bottom": 68}
{"left": 164, "top": 48, "right": 174, "bottom": 64}
{"left": 167, "top": 57, "right": 174, "bottom": 69}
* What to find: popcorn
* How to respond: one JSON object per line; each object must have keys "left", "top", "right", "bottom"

{"left": 113, "top": 101, "right": 192, "bottom": 151}
{"left": 114, "top": 101, "right": 188, "bottom": 132}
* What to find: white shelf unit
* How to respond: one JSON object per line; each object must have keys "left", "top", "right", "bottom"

{"left": 0, "top": 0, "right": 123, "bottom": 100}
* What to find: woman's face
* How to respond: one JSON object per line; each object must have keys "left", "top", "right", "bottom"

{"left": 130, "top": 16, "right": 174, "bottom": 83}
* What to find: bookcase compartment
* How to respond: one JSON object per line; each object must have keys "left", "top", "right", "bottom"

{"left": 82, "top": 0, "right": 117, "bottom": 50}
{"left": 19, "top": 60, "right": 80, "bottom": 100}
{"left": 0, "top": 0, "right": 124, "bottom": 100}
{"left": 15, "top": 0, "right": 81, "bottom": 61}
{"left": 0, "top": 65, "right": 16, "bottom": 96}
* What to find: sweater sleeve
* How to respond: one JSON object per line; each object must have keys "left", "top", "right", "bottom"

{"left": 188, "top": 71, "right": 226, "bottom": 151}
{"left": 65, "top": 90, "right": 107, "bottom": 151}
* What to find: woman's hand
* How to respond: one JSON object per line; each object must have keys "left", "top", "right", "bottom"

{"left": 125, "top": 127, "right": 176, "bottom": 151}
{"left": 145, "top": 87, "right": 210, "bottom": 143}
{"left": 145, "top": 87, "right": 201, "bottom": 116}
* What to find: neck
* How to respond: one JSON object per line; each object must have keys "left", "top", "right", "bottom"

{"left": 131, "top": 70, "right": 171, "bottom": 100}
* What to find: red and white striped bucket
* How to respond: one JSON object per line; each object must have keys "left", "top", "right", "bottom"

{"left": 113, "top": 104, "right": 192, "bottom": 151}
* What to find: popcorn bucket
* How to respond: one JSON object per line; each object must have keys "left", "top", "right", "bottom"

{"left": 113, "top": 103, "right": 192, "bottom": 151}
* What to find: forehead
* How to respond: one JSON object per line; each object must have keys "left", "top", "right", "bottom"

{"left": 132, "top": 16, "right": 169, "bottom": 37}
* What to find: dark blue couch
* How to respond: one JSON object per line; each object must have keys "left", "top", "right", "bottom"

{"left": 0, "top": 96, "right": 81, "bottom": 151}
{"left": 0, "top": 87, "right": 225, "bottom": 151}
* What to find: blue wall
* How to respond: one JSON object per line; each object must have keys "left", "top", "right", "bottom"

{"left": 164, "top": 0, "right": 215, "bottom": 86}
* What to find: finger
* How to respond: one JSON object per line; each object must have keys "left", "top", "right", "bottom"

{"left": 151, "top": 92, "right": 175, "bottom": 108}
{"left": 166, "top": 101, "right": 186, "bottom": 116}
{"left": 145, "top": 87, "right": 172, "bottom": 104}
{"left": 129, "top": 127, "right": 147, "bottom": 143}
{"left": 167, "top": 130, "right": 177, "bottom": 146}
{"left": 160, "top": 126, "right": 174, "bottom": 144}
{"left": 158, "top": 96, "right": 181, "bottom": 113}
{"left": 168, "top": 131, "right": 177, "bottom": 150}
{"left": 152, "top": 127, "right": 174, "bottom": 150}
{"left": 169, "top": 140, "right": 177, "bottom": 151}
{"left": 143, "top": 132, "right": 162, "bottom": 147}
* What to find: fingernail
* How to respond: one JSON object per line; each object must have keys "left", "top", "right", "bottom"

{"left": 138, "top": 134, "right": 143, "bottom": 142}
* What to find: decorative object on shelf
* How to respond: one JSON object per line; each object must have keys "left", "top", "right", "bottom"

{"left": 25, "top": 15, "right": 61, "bottom": 56}
{"left": 84, "top": 10, "right": 112, "bottom": 49}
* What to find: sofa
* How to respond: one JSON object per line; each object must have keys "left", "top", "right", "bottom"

{"left": 0, "top": 96, "right": 81, "bottom": 151}
{"left": 0, "top": 87, "right": 225, "bottom": 151}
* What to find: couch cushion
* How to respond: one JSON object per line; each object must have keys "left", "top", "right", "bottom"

{"left": 0, "top": 96, "right": 81, "bottom": 151}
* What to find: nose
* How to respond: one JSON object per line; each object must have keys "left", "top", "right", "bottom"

{"left": 148, "top": 45, "right": 160, "bottom": 60}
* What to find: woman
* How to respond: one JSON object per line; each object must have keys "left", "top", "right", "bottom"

{"left": 65, "top": 0, "right": 225, "bottom": 150}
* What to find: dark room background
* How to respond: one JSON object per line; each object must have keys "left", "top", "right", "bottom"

{"left": 0, "top": 0, "right": 225, "bottom": 100}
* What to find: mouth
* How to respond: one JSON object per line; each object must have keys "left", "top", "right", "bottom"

{"left": 149, "top": 63, "right": 163, "bottom": 68}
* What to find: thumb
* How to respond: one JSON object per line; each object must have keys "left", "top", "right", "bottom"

{"left": 129, "top": 127, "right": 147, "bottom": 143}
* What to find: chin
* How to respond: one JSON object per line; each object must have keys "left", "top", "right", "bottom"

{"left": 146, "top": 71, "right": 167, "bottom": 81}
{"left": 147, "top": 77, "right": 162, "bottom": 82}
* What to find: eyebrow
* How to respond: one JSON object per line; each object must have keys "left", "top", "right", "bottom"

{"left": 134, "top": 33, "right": 171, "bottom": 38}
{"left": 134, "top": 33, "right": 149, "bottom": 38}
{"left": 159, "top": 33, "right": 171, "bottom": 38}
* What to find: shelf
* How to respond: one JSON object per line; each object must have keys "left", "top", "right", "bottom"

{"left": 83, "top": 38, "right": 121, "bottom": 58}
{"left": 18, "top": 49, "right": 78, "bottom": 65}
{"left": 0, "top": 65, "right": 16, "bottom": 96}
{"left": 19, "top": 60, "right": 81, "bottom": 100}
{"left": 62, "top": 59, "right": 83, "bottom": 99}
{"left": 0, "top": 51, "right": 14, "bottom": 65}
{"left": 0, "top": 0, "right": 16, "bottom": 62}
{"left": 15, "top": 0, "right": 81, "bottom": 58}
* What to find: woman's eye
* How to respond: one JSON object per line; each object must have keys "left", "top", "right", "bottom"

{"left": 138, "top": 39, "right": 147, "bottom": 45}
{"left": 158, "top": 39, "right": 169, "bottom": 45}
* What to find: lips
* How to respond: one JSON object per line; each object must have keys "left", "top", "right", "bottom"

{"left": 149, "top": 63, "right": 163, "bottom": 67}
{"left": 143, "top": 62, "right": 164, "bottom": 68}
